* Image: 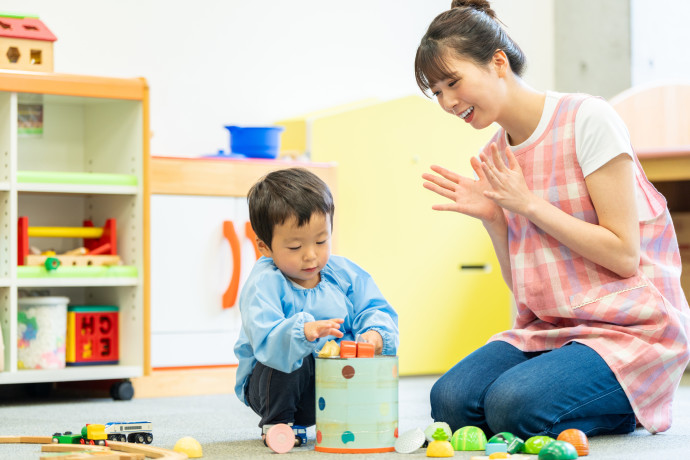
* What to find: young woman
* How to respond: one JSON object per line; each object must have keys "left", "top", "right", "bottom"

{"left": 417, "top": 0, "right": 690, "bottom": 438}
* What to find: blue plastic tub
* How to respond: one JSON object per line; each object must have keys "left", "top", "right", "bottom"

{"left": 225, "top": 125, "right": 285, "bottom": 159}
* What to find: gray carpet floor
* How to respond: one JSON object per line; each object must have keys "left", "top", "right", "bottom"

{"left": 2, "top": 375, "right": 690, "bottom": 459}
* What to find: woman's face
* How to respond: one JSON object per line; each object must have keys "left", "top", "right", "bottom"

{"left": 429, "top": 52, "right": 505, "bottom": 130}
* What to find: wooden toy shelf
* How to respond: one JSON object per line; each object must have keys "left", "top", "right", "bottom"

{"left": 0, "top": 70, "right": 150, "bottom": 394}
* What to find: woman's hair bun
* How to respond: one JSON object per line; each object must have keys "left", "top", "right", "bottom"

{"left": 450, "top": 0, "right": 496, "bottom": 20}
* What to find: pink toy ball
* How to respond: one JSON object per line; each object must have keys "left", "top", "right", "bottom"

{"left": 265, "top": 424, "right": 296, "bottom": 454}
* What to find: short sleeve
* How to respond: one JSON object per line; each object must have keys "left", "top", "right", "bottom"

{"left": 575, "top": 97, "right": 633, "bottom": 178}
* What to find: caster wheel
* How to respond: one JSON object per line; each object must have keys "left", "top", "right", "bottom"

{"left": 110, "top": 380, "right": 134, "bottom": 400}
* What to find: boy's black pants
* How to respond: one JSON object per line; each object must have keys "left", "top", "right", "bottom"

{"left": 245, "top": 354, "right": 316, "bottom": 428}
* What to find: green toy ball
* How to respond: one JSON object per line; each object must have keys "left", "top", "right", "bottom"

{"left": 537, "top": 440, "right": 578, "bottom": 460}
{"left": 487, "top": 432, "right": 525, "bottom": 454}
{"left": 451, "top": 426, "right": 487, "bottom": 451}
{"left": 523, "top": 435, "right": 556, "bottom": 454}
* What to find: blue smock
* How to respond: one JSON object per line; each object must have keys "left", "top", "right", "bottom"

{"left": 233, "top": 255, "right": 399, "bottom": 404}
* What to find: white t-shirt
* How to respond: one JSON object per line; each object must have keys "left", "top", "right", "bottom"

{"left": 502, "top": 91, "right": 655, "bottom": 218}
{"left": 506, "top": 91, "right": 633, "bottom": 177}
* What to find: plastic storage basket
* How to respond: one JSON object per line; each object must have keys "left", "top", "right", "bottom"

{"left": 17, "top": 296, "right": 69, "bottom": 369}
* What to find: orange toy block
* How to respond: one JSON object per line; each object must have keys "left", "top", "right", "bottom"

{"left": 339, "top": 340, "right": 357, "bottom": 358}
{"left": 356, "top": 342, "right": 375, "bottom": 357}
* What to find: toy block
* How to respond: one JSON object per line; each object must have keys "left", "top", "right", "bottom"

{"left": 339, "top": 340, "right": 357, "bottom": 358}
{"left": 67, "top": 306, "right": 119, "bottom": 365}
{"left": 356, "top": 342, "right": 375, "bottom": 357}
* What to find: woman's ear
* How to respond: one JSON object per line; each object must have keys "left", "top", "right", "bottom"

{"left": 256, "top": 238, "right": 272, "bottom": 258}
{"left": 492, "top": 49, "right": 509, "bottom": 77}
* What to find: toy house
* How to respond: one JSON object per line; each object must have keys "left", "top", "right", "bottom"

{"left": 0, "top": 14, "right": 56, "bottom": 72}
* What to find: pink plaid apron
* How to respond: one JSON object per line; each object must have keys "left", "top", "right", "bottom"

{"left": 484, "top": 94, "right": 690, "bottom": 433}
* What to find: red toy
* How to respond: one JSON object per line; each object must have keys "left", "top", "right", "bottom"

{"left": 66, "top": 306, "right": 119, "bottom": 365}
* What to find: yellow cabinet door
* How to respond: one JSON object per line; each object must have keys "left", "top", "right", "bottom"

{"left": 307, "top": 96, "right": 512, "bottom": 375}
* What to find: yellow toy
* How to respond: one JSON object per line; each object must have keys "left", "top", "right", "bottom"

{"left": 318, "top": 339, "right": 340, "bottom": 357}
{"left": 427, "top": 427, "right": 454, "bottom": 458}
{"left": 173, "top": 436, "right": 203, "bottom": 458}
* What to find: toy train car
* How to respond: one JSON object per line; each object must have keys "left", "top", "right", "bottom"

{"left": 104, "top": 421, "right": 153, "bottom": 444}
{"left": 52, "top": 424, "right": 108, "bottom": 446}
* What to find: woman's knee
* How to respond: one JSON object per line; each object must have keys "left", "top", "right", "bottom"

{"left": 484, "top": 380, "right": 546, "bottom": 438}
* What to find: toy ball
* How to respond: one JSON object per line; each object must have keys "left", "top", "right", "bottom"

{"left": 557, "top": 428, "right": 589, "bottom": 456}
{"left": 538, "top": 440, "right": 578, "bottom": 460}
{"left": 451, "top": 426, "right": 487, "bottom": 451}
{"left": 488, "top": 431, "right": 524, "bottom": 454}
{"left": 173, "top": 436, "right": 203, "bottom": 458}
{"left": 395, "top": 428, "right": 426, "bottom": 454}
{"left": 424, "top": 422, "right": 452, "bottom": 443}
{"left": 426, "top": 439, "right": 455, "bottom": 457}
{"left": 523, "top": 435, "right": 556, "bottom": 454}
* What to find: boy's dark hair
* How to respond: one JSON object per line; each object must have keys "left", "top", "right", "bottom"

{"left": 248, "top": 168, "right": 334, "bottom": 250}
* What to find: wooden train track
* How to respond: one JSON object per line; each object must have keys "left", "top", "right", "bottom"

{"left": 0, "top": 436, "right": 188, "bottom": 459}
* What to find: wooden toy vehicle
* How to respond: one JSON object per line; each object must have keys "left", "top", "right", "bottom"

{"left": 104, "top": 421, "right": 153, "bottom": 444}
{"left": 52, "top": 424, "right": 108, "bottom": 446}
{"left": 83, "top": 424, "right": 108, "bottom": 446}
{"left": 51, "top": 431, "right": 84, "bottom": 444}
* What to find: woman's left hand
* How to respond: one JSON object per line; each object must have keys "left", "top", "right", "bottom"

{"left": 480, "top": 143, "right": 537, "bottom": 216}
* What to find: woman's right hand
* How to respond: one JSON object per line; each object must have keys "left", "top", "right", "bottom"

{"left": 422, "top": 156, "right": 505, "bottom": 225}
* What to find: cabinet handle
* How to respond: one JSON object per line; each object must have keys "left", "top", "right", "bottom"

{"left": 222, "top": 221, "right": 241, "bottom": 309}
{"left": 245, "top": 222, "right": 261, "bottom": 260}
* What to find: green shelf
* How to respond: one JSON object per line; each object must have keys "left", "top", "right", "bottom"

{"left": 17, "top": 171, "right": 138, "bottom": 187}
{"left": 17, "top": 265, "right": 138, "bottom": 278}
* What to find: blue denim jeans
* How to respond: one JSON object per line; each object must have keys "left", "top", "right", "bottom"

{"left": 430, "top": 341, "right": 636, "bottom": 439}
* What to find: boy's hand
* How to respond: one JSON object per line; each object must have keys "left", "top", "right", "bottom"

{"left": 304, "top": 318, "right": 344, "bottom": 342}
{"left": 359, "top": 330, "right": 383, "bottom": 355}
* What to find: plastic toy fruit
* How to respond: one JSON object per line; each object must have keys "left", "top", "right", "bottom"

{"left": 424, "top": 422, "right": 452, "bottom": 443}
{"left": 395, "top": 428, "right": 426, "bottom": 454}
{"left": 523, "top": 435, "right": 556, "bottom": 454}
{"left": 426, "top": 428, "right": 454, "bottom": 457}
{"left": 488, "top": 432, "right": 524, "bottom": 454}
{"left": 318, "top": 340, "right": 340, "bottom": 357}
{"left": 173, "top": 436, "right": 203, "bottom": 458}
{"left": 537, "top": 440, "right": 578, "bottom": 460}
{"left": 451, "top": 426, "right": 487, "bottom": 451}
{"left": 557, "top": 428, "right": 589, "bottom": 456}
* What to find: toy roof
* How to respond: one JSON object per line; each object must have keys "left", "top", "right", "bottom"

{"left": 0, "top": 15, "right": 57, "bottom": 42}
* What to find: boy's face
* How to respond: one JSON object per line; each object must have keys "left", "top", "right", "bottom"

{"left": 257, "top": 213, "right": 331, "bottom": 289}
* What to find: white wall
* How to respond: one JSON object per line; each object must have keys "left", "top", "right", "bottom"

{"left": 4, "top": 0, "right": 554, "bottom": 157}
{"left": 631, "top": 0, "right": 690, "bottom": 87}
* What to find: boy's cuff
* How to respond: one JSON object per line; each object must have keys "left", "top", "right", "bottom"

{"left": 365, "top": 327, "right": 396, "bottom": 356}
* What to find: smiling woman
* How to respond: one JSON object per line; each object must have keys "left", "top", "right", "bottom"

{"left": 416, "top": 0, "right": 690, "bottom": 440}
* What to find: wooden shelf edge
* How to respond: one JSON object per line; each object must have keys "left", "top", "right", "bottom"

{"left": 150, "top": 156, "right": 337, "bottom": 197}
{"left": 0, "top": 70, "right": 147, "bottom": 100}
